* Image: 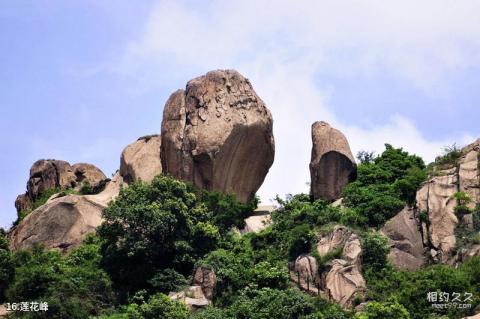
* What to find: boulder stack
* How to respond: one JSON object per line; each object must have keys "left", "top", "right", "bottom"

{"left": 15, "top": 159, "right": 108, "bottom": 214}
{"left": 161, "top": 69, "right": 275, "bottom": 203}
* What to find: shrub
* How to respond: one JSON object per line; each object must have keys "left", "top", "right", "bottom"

{"left": 6, "top": 236, "right": 114, "bottom": 318}
{"left": 355, "top": 301, "right": 410, "bottom": 319}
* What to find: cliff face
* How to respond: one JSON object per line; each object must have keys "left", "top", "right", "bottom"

{"left": 383, "top": 139, "right": 480, "bottom": 268}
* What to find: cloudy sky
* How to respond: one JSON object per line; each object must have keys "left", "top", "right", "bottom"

{"left": 1, "top": 1, "right": 480, "bottom": 228}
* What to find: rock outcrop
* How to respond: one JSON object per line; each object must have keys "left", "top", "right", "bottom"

{"left": 15, "top": 159, "right": 107, "bottom": 214}
{"left": 310, "top": 122, "right": 356, "bottom": 201}
{"left": 169, "top": 267, "right": 217, "bottom": 310}
{"left": 291, "top": 226, "right": 365, "bottom": 308}
{"left": 9, "top": 173, "right": 124, "bottom": 251}
{"left": 161, "top": 69, "right": 275, "bottom": 203}
{"left": 317, "top": 226, "right": 365, "bottom": 307}
{"left": 417, "top": 139, "right": 479, "bottom": 263}
{"left": 241, "top": 205, "right": 275, "bottom": 234}
{"left": 193, "top": 267, "right": 217, "bottom": 300}
{"left": 381, "top": 207, "right": 425, "bottom": 270}
{"left": 382, "top": 139, "right": 480, "bottom": 266}
{"left": 120, "top": 135, "right": 162, "bottom": 183}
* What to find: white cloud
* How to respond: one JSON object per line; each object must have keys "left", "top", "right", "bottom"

{"left": 118, "top": 0, "right": 480, "bottom": 202}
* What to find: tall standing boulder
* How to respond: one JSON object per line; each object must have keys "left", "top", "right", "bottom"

{"left": 120, "top": 135, "right": 162, "bottom": 183}
{"left": 310, "top": 122, "right": 356, "bottom": 202}
{"left": 161, "top": 69, "right": 275, "bottom": 203}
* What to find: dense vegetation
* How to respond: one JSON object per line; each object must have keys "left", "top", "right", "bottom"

{"left": 1, "top": 145, "right": 479, "bottom": 318}
{"left": 343, "top": 144, "right": 426, "bottom": 226}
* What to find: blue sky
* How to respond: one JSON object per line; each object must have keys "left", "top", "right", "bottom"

{"left": 1, "top": 1, "right": 480, "bottom": 228}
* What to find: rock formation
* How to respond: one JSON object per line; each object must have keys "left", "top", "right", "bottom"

{"left": 193, "top": 267, "right": 217, "bottom": 300}
{"left": 169, "top": 267, "right": 217, "bottom": 310}
{"left": 317, "top": 226, "right": 365, "bottom": 307}
{"left": 72, "top": 163, "right": 107, "bottom": 190}
{"left": 383, "top": 139, "right": 480, "bottom": 266}
{"left": 381, "top": 207, "right": 425, "bottom": 270}
{"left": 291, "top": 226, "right": 365, "bottom": 308}
{"left": 120, "top": 135, "right": 162, "bottom": 183}
{"left": 161, "top": 69, "right": 275, "bottom": 203}
{"left": 310, "top": 122, "right": 357, "bottom": 201}
{"left": 241, "top": 205, "right": 275, "bottom": 234}
{"left": 9, "top": 173, "right": 124, "bottom": 251}
{"left": 15, "top": 159, "right": 107, "bottom": 214}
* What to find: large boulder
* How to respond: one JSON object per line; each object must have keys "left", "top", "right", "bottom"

{"left": 120, "top": 135, "right": 162, "bottom": 183}
{"left": 381, "top": 207, "right": 425, "bottom": 270}
{"left": 15, "top": 159, "right": 107, "bottom": 214}
{"left": 161, "top": 69, "right": 275, "bottom": 203}
{"left": 310, "top": 122, "right": 356, "bottom": 201}
{"left": 9, "top": 173, "right": 124, "bottom": 251}
{"left": 72, "top": 163, "right": 107, "bottom": 189}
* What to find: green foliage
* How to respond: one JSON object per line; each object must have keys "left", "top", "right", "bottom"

{"left": 197, "top": 243, "right": 289, "bottom": 305}
{"left": 7, "top": 236, "right": 114, "bottom": 318}
{"left": 199, "top": 191, "right": 257, "bottom": 233}
{"left": 97, "top": 176, "right": 222, "bottom": 297}
{"left": 343, "top": 144, "right": 426, "bottom": 227}
{"left": 435, "top": 143, "right": 463, "bottom": 167}
{"left": 0, "top": 230, "right": 14, "bottom": 302}
{"left": 193, "top": 288, "right": 351, "bottom": 319}
{"left": 147, "top": 269, "right": 188, "bottom": 294}
{"left": 364, "top": 256, "right": 480, "bottom": 319}
{"left": 356, "top": 150, "right": 376, "bottom": 164}
{"left": 355, "top": 301, "right": 410, "bottom": 319}
{"left": 361, "top": 231, "right": 389, "bottom": 273}
{"left": 97, "top": 293, "right": 189, "bottom": 319}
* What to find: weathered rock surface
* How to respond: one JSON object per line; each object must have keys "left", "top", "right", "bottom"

{"left": 72, "top": 163, "right": 107, "bottom": 189}
{"left": 381, "top": 207, "right": 425, "bottom": 270}
{"left": 321, "top": 259, "right": 366, "bottom": 308}
{"left": 317, "top": 226, "right": 352, "bottom": 257}
{"left": 295, "top": 254, "right": 320, "bottom": 284}
{"left": 317, "top": 227, "right": 365, "bottom": 307}
{"left": 161, "top": 69, "right": 275, "bottom": 203}
{"left": 241, "top": 205, "right": 275, "bottom": 234}
{"left": 290, "top": 226, "right": 365, "bottom": 308}
{"left": 382, "top": 139, "right": 480, "bottom": 266}
{"left": 193, "top": 267, "right": 217, "bottom": 300}
{"left": 15, "top": 159, "right": 107, "bottom": 214}
{"left": 120, "top": 135, "right": 162, "bottom": 183}
{"left": 310, "top": 122, "right": 356, "bottom": 201}
{"left": 170, "top": 267, "right": 217, "bottom": 310}
{"left": 169, "top": 286, "right": 211, "bottom": 310}
{"left": 9, "top": 173, "right": 124, "bottom": 251}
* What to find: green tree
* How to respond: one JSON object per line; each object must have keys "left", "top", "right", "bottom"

{"left": 97, "top": 176, "right": 222, "bottom": 297}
